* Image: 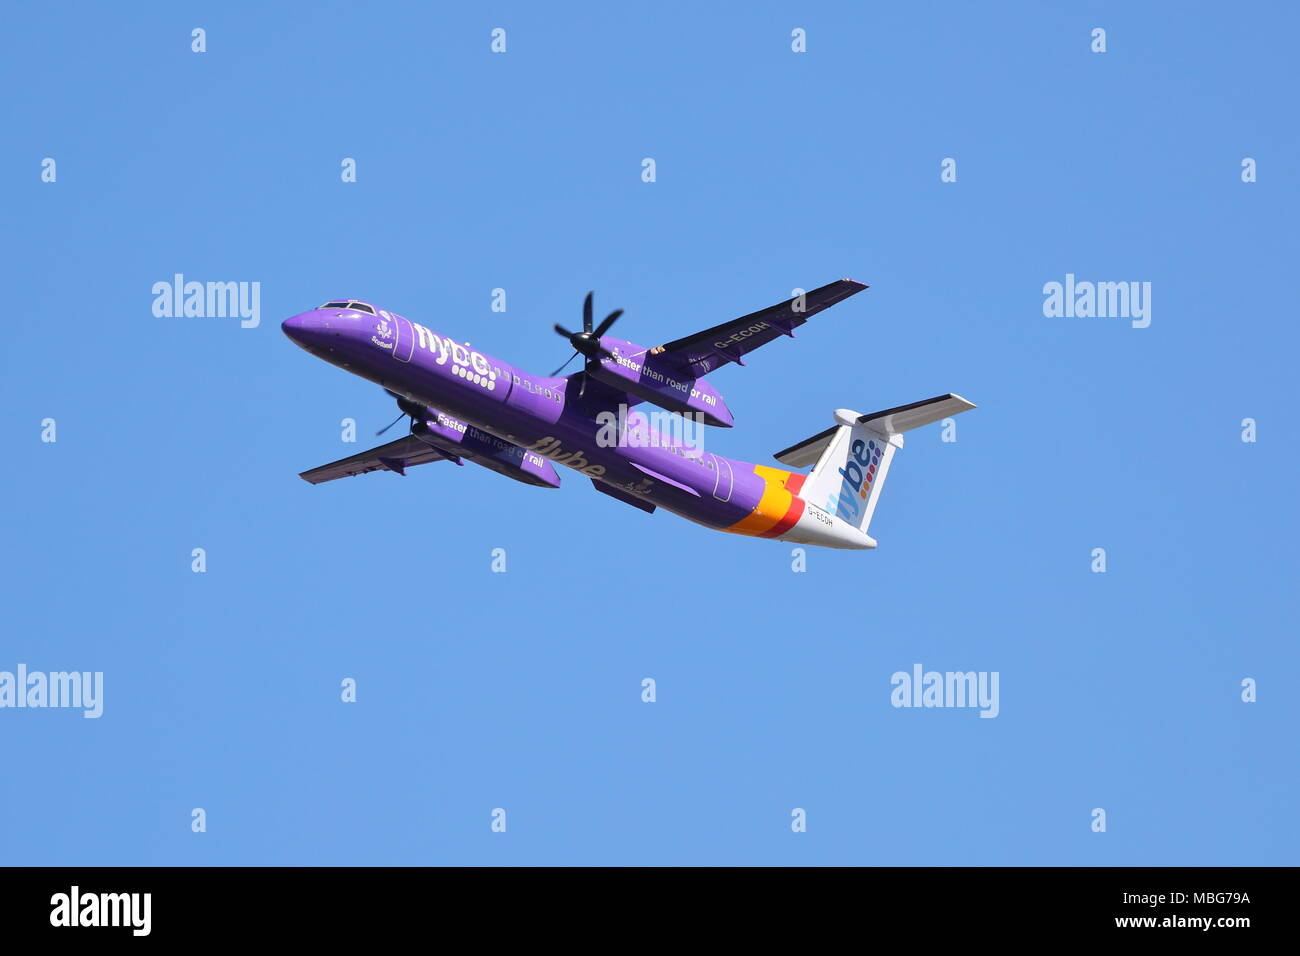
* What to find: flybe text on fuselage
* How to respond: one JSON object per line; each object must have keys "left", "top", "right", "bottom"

{"left": 393, "top": 314, "right": 502, "bottom": 391}
{"left": 523, "top": 437, "right": 606, "bottom": 477}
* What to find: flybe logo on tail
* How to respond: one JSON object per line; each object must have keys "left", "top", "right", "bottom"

{"left": 827, "top": 438, "right": 884, "bottom": 522}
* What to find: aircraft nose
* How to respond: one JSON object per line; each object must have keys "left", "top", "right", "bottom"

{"left": 282, "top": 310, "right": 320, "bottom": 346}
{"left": 283, "top": 307, "right": 370, "bottom": 358}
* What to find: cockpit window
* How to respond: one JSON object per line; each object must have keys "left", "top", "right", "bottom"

{"left": 319, "top": 300, "right": 377, "bottom": 314}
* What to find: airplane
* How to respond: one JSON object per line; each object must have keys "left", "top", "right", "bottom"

{"left": 282, "top": 280, "right": 974, "bottom": 550}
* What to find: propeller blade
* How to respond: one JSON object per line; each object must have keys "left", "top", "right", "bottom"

{"left": 552, "top": 293, "right": 623, "bottom": 380}
{"left": 551, "top": 350, "right": 580, "bottom": 376}
{"left": 592, "top": 309, "right": 623, "bottom": 338}
{"left": 376, "top": 411, "right": 406, "bottom": 436}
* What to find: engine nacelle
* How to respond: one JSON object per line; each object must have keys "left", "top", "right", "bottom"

{"left": 411, "top": 415, "right": 561, "bottom": 488}
{"left": 587, "top": 337, "right": 734, "bottom": 427}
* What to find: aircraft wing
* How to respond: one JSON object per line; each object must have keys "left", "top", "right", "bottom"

{"left": 299, "top": 435, "right": 460, "bottom": 484}
{"left": 649, "top": 279, "right": 867, "bottom": 378}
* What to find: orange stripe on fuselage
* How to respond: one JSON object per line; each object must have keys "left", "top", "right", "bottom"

{"left": 759, "top": 492, "right": 804, "bottom": 539}
{"left": 725, "top": 464, "right": 807, "bottom": 538}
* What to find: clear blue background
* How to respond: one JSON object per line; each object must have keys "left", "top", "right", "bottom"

{"left": 3, "top": 1, "right": 1296, "bottom": 865}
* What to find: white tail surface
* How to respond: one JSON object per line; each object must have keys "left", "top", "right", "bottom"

{"left": 779, "top": 394, "right": 975, "bottom": 537}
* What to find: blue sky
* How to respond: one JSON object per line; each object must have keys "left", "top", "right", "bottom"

{"left": 2, "top": 1, "right": 1296, "bottom": 865}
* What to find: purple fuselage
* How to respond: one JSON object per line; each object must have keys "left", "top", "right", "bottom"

{"left": 283, "top": 303, "right": 869, "bottom": 548}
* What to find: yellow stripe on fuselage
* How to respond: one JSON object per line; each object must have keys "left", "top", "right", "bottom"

{"left": 725, "top": 464, "right": 799, "bottom": 537}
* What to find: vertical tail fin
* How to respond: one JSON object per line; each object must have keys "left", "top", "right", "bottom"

{"left": 775, "top": 394, "right": 975, "bottom": 539}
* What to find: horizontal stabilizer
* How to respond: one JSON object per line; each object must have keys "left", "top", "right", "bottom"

{"left": 856, "top": 393, "right": 976, "bottom": 436}
{"left": 775, "top": 394, "right": 975, "bottom": 468}
{"left": 788, "top": 393, "right": 976, "bottom": 543}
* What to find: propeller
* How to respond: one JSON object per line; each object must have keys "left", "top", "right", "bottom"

{"left": 375, "top": 410, "right": 406, "bottom": 437}
{"left": 551, "top": 291, "right": 624, "bottom": 397}
{"left": 375, "top": 389, "right": 425, "bottom": 436}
